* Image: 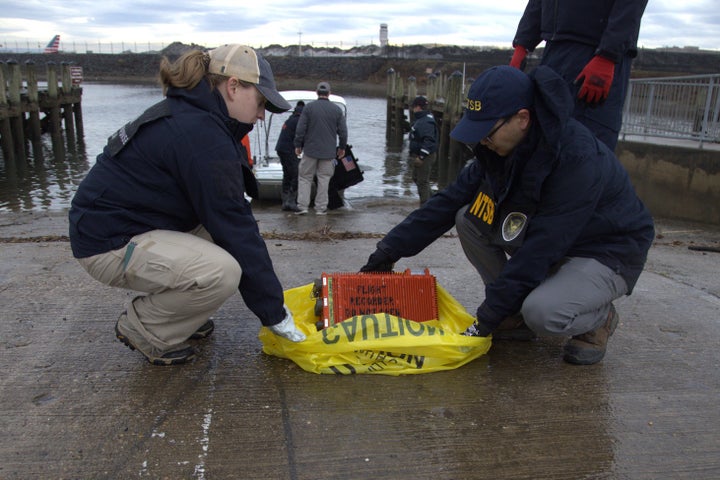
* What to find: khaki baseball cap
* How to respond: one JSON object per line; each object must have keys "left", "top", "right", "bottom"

{"left": 208, "top": 44, "right": 291, "bottom": 113}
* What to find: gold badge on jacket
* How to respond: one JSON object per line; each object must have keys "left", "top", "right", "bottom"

{"left": 501, "top": 212, "right": 528, "bottom": 242}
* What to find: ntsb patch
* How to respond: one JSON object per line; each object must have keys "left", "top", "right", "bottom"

{"left": 501, "top": 212, "right": 528, "bottom": 242}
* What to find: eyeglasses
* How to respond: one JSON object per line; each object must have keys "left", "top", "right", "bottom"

{"left": 482, "top": 116, "right": 512, "bottom": 145}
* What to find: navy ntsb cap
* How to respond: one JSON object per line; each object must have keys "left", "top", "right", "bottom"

{"left": 208, "top": 44, "right": 291, "bottom": 113}
{"left": 411, "top": 95, "right": 429, "bottom": 108}
{"left": 450, "top": 65, "right": 534, "bottom": 144}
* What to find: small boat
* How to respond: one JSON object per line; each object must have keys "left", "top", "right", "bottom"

{"left": 250, "top": 90, "right": 352, "bottom": 201}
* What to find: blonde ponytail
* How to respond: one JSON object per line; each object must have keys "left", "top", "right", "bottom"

{"left": 158, "top": 49, "right": 227, "bottom": 95}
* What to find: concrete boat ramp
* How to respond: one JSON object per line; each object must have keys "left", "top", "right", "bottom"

{"left": 1, "top": 199, "right": 719, "bottom": 479}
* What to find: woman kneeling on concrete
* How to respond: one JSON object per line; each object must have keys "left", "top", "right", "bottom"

{"left": 69, "top": 45, "right": 306, "bottom": 366}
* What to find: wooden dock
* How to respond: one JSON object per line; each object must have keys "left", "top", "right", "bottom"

{"left": 0, "top": 60, "right": 83, "bottom": 167}
{"left": 386, "top": 67, "right": 468, "bottom": 188}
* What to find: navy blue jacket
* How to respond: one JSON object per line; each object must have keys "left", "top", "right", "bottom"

{"left": 375, "top": 66, "right": 654, "bottom": 329}
{"left": 513, "top": 0, "right": 648, "bottom": 62}
{"left": 409, "top": 110, "right": 438, "bottom": 158}
{"left": 69, "top": 78, "right": 285, "bottom": 326}
{"left": 275, "top": 110, "right": 302, "bottom": 154}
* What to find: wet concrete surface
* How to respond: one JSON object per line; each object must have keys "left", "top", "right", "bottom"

{"left": 1, "top": 198, "right": 719, "bottom": 479}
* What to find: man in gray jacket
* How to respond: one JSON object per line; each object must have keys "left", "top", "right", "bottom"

{"left": 294, "top": 81, "right": 348, "bottom": 215}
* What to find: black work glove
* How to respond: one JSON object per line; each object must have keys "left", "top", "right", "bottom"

{"left": 360, "top": 248, "right": 396, "bottom": 272}
{"left": 462, "top": 318, "right": 494, "bottom": 337}
{"left": 463, "top": 302, "right": 501, "bottom": 337}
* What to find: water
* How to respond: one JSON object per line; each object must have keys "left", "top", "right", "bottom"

{"left": 0, "top": 83, "right": 419, "bottom": 213}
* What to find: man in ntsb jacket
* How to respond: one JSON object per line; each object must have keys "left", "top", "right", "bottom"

{"left": 361, "top": 66, "right": 654, "bottom": 365}
{"left": 508, "top": 0, "right": 648, "bottom": 151}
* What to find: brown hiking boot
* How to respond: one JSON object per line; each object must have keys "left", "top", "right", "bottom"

{"left": 493, "top": 313, "right": 537, "bottom": 341}
{"left": 563, "top": 305, "right": 619, "bottom": 365}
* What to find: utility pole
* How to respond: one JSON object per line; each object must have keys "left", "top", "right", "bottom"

{"left": 297, "top": 31, "right": 302, "bottom": 56}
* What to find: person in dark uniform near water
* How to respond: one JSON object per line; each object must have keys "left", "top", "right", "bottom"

{"left": 408, "top": 95, "right": 438, "bottom": 205}
{"left": 275, "top": 100, "right": 305, "bottom": 211}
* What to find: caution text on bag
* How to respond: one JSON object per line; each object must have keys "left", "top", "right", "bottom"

{"left": 259, "top": 280, "right": 491, "bottom": 375}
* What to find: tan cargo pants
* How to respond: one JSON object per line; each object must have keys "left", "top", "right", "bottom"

{"left": 78, "top": 226, "right": 242, "bottom": 351}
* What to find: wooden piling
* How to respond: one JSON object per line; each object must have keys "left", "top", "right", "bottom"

{"left": 0, "top": 62, "right": 16, "bottom": 164}
{"left": 427, "top": 73, "right": 440, "bottom": 103}
{"left": 386, "top": 66, "right": 467, "bottom": 187}
{"left": 385, "top": 68, "right": 406, "bottom": 147}
{"left": 407, "top": 76, "right": 417, "bottom": 103}
{"left": 439, "top": 71, "right": 465, "bottom": 188}
{"left": 61, "top": 62, "right": 76, "bottom": 149}
{"left": 73, "top": 90, "right": 84, "bottom": 140}
{"left": 0, "top": 59, "right": 83, "bottom": 164}
{"left": 25, "top": 61, "right": 44, "bottom": 164}
{"left": 385, "top": 68, "right": 395, "bottom": 144}
{"left": 25, "top": 63, "right": 43, "bottom": 140}
{"left": 392, "top": 71, "right": 404, "bottom": 146}
{"left": 46, "top": 63, "right": 61, "bottom": 135}
{"left": 8, "top": 61, "right": 26, "bottom": 164}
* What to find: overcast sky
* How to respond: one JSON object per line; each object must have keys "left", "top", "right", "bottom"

{"left": 1, "top": 0, "right": 719, "bottom": 51}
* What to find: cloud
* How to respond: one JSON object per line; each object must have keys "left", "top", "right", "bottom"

{"left": 1, "top": 0, "right": 718, "bottom": 50}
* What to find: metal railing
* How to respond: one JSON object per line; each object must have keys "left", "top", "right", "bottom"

{"left": 0, "top": 40, "right": 170, "bottom": 54}
{"left": 620, "top": 73, "right": 720, "bottom": 149}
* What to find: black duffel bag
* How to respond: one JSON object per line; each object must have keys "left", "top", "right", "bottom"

{"left": 328, "top": 144, "right": 364, "bottom": 209}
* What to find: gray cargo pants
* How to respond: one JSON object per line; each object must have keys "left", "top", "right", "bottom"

{"left": 297, "top": 154, "right": 335, "bottom": 212}
{"left": 454, "top": 205, "right": 628, "bottom": 336}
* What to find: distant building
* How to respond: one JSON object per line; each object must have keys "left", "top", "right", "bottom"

{"left": 380, "top": 23, "right": 388, "bottom": 47}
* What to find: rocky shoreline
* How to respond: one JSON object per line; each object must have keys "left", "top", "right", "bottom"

{"left": 5, "top": 44, "right": 719, "bottom": 96}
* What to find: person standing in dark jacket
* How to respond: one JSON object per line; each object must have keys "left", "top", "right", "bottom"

{"left": 275, "top": 100, "right": 304, "bottom": 211}
{"left": 361, "top": 66, "right": 654, "bottom": 365}
{"left": 69, "top": 45, "right": 307, "bottom": 366}
{"left": 509, "top": 0, "right": 648, "bottom": 151}
{"left": 408, "top": 96, "right": 439, "bottom": 205}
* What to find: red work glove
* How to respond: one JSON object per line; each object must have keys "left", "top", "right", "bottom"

{"left": 509, "top": 45, "right": 528, "bottom": 70}
{"left": 574, "top": 55, "right": 615, "bottom": 104}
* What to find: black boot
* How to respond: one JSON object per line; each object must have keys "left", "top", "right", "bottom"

{"left": 281, "top": 189, "right": 296, "bottom": 211}
{"left": 284, "top": 187, "right": 300, "bottom": 212}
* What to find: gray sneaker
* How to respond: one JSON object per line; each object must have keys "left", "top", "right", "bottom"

{"left": 115, "top": 318, "right": 196, "bottom": 366}
{"left": 189, "top": 319, "right": 214, "bottom": 340}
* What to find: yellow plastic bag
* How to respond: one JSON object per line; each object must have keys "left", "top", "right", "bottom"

{"left": 259, "top": 282, "right": 491, "bottom": 375}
